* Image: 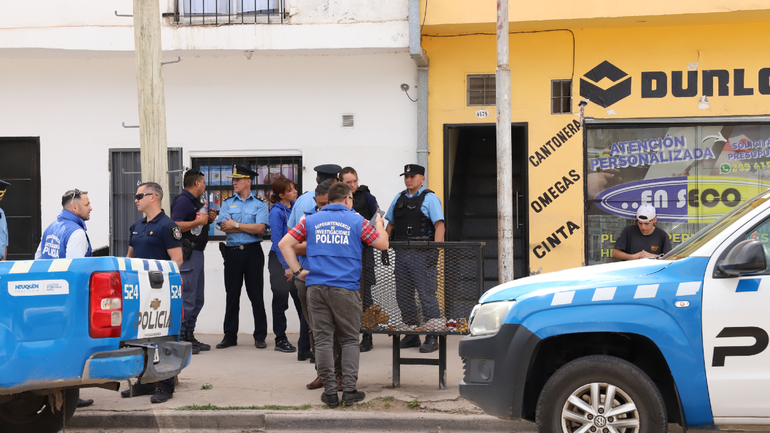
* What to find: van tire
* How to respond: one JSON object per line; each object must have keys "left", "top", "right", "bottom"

{"left": 0, "top": 388, "right": 79, "bottom": 433}
{"left": 536, "top": 355, "right": 667, "bottom": 433}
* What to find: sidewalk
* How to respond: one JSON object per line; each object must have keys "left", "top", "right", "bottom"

{"left": 69, "top": 333, "right": 526, "bottom": 431}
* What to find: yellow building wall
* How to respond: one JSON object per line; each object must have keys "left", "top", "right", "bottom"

{"left": 424, "top": 21, "right": 770, "bottom": 274}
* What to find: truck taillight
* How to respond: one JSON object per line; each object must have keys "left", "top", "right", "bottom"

{"left": 89, "top": 271, "right": 123, "bottom": 338}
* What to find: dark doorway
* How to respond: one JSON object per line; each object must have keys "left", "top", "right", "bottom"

{"left": 109, "top": 148, "right": 183, "bottom": 256}
{"left": 0, "top": 138, "right": 41, "bottom": 260}
{"left": 444, "top": 124, "right": 528, "bottom": 291}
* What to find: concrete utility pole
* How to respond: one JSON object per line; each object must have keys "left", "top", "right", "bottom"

{"left": 133, "top": 0, "right": 170, "bottom": 212}
{"left": 496, "top": 0, "right": 514, "bottom": 284}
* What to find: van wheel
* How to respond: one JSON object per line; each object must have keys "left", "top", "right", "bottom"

{"left": 536, "top": 355, "right": 667, "bottom": 433}
{"left": 0, "top": 388, "right": 79, "bottom": 433}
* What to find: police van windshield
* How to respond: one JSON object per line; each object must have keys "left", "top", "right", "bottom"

{"left": 662, "top": 191, "right": 770, "bottom": 260}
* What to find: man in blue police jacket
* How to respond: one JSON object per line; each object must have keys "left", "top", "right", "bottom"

{"left": 279, "top": 182, "right": 389, "bottom": 408}
{"left": 215, "top": 165, "right": 270, "bottom": 350}
{"left": 122, "top": 182, "right": 183, "bottom": 404}
{"left": 36, "top": 189, "right": 93, "bottom": 259}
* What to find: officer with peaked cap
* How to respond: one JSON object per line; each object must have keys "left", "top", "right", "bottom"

{"left": 215, "top": 165, "right": 271, "bottom": 349}
{"left": 287, "top": 164, "right": 342, "bottom": 229}
{"left": 0, "top": 180, "right": 9, "bottom": 260}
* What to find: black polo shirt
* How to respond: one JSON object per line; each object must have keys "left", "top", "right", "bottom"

{"left": 129, "top": 210, "right": 183, "bottom": 260}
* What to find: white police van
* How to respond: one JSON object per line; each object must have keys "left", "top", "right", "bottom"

{"left": 460, "top": 190, "right": 770, "bottom": 432}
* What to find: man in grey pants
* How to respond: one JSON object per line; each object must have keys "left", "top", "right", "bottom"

{"left": 279, "top": 182, "right": 389, "bottom": 408}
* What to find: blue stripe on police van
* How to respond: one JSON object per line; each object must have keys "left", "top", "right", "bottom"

{"left": 736, "top": 278, "right": 761, "bottom": 292}
{"left": 143, "top": 260, "right": 150, "bottom": 271}
{"left": 634, "top": 284, "right": 659, "bottom": 299}
{"left": 159, "top": 261, "right": 171, "bottom": 272}
{"left": 154, "top": 260, "right": 163, "bottom": 271}
{"left": 551, "top": 291, "right": 575, "bottom": 306}
{"left": 171, "top": 261, "right": 179, "bottom": 273}
{"left": 592, "top": 287, "right": 616, "bottom": 301}
{"left": 675, "top": 281, "right": 701, "bottom": 296}
{"left": 47, "top": 259, "right": 72, "bottom": 272}
{"left": 9, "top": 261, "right": 34, "bottom": 274}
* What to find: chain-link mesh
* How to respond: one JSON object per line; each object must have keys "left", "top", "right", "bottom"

{"left": 360, "top": 241, "right": 485, "bottom": 335}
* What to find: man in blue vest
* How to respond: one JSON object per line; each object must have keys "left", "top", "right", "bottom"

{"left": 35, "top": 189, "right": 94, "bottom": 408}
{"left": 385, "top": 164, "right": 445, "bottom": 353}
{"left": 0, "top": 180, "right": 10, "bottom": 261}
{"left": 279, "top": 182, "right": 389, "bottom": 409}
{"left": 36, "top": 189, "right": 93, "bottom": 259}
{"left": 215, "top": 165, "right": 271, "bottom": 350}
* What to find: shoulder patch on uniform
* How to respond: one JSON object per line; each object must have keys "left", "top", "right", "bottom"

{"left": 173, "top": 226, "right": 182, "bottom": 240}
{"left": 256, "top": 197, "right": 266, "bottom": 203}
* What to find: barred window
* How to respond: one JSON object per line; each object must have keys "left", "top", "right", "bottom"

{"left": 551, "top": 79, "right": 572, "bottom": 114}
{"left": 467, "top": 74, "right": 496, "bottom": 106}
{"left": 191, "top": 155, "right": 302, "bottom": 240}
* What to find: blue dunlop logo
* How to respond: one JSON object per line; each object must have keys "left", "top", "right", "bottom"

{"left": 580, "top": 61, "right": 632, "bottom": 108}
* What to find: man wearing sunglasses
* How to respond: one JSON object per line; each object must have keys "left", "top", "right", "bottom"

{"left": 123, "top": 182, "right": 183, "bottom": 404}
{"left": 171, "top": 169, "right": 217, "bottom": 355}
{"left": 0, "top": 180, "right": 9, "bottom": 261}
{"left": 35, "top": 189, "right": 93, "bottom": 260}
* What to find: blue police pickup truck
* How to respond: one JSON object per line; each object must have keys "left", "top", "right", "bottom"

{"left": 460, "top": 190, "right": 770, "bottom": 432}
{"left": 0, "top": 256, "right": 191, "bottom": 433}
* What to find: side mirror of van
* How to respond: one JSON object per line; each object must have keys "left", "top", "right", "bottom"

{"left": 717, "top": 239, "right": 767, "bottom": 276}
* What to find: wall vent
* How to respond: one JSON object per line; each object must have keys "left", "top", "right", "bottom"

{"left": 341, "top": 114, "right": 355, "bottom": 128}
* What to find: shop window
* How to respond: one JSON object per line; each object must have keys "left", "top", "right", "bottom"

{"left": 551, "top": 79, "right": 572, "bottom": 114}
{"left": 192, "top": 155, "right": 302, "bottom": 240}
{"left": 467, "top": 74, "right": 496, "bottom": 106}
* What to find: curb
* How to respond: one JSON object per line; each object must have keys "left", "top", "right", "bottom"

{"left": 66, "top": 410, "right": 533, "bottom": 431}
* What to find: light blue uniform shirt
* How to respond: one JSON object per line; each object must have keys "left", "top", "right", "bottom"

{"left": 385, "top": 185, "right": 444, "bottom": 225}
{"left": 216, "top": 192, "right": 269, "bottom": 247}
{"left": 0, "top": 207, "right": 7, "bottom": 260}
{"left": 287, "top": 190, "right": 316, "bottom": 230}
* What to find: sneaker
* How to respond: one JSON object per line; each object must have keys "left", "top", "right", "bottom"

{"left": 120, "top": 382, "right": 157, "bottom": 398}
{"left": 274, "top": 339, "right": 296, "bottom": 353}
{"left": 297, "top": 350, "right": 312, "bottom": 362}
{"left": 216, "top": 338, "right": 237, "bottom": 349}
{"left": 191, "top": 344, "right": 201, "bottom": 355}
{"left": 189, "top": 333, "right": 211, "bottom": 351}
{"left": 321, "top": 391, "right": 339, "bottom": 409}
{"left": 254, "top": 340, "right": 267, "bottom": 349}
{"left": 341, "top": 390, "right": 366, "bottom": 405}
{"left": 150, "top": 389, "right": 173, "bottom": 404}
{"left": 76, "top": 398, "right": 94, "bottom": 408}
{"left": 419, "top": 335, "right": 439, "bottom": 353}
{"left": 359, "top": 334, "right": 373, "bottom": 352}
{"left": 399, "top": 334, "right": 421, "bottom": 349}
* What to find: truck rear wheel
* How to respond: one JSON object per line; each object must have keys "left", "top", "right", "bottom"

{"left": 536, "top": 355, "right": 667, "bottom": 433}
{"left": 0, "top": 388, "right": 79, "bottom": 433}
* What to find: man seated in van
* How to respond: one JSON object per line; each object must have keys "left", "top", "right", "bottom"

{"left": 612, "top": 204, "right": 672, "bottom": 260}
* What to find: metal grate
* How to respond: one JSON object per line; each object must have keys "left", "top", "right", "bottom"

{"left": 174, "top": 0, "right": 287, "bottom": 25}
{"left": 360, "top": 241, "right": 485, "bottom": 335}
{"left": 467, "top": 74, "right": 496, "bottom": 106}
{"left": 551, "top": 79, "right": 572, "bottom": 114}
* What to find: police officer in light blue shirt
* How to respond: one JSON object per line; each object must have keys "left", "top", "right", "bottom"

{"left": 287, "top": 164, "right": 341, "bottom": 229}
{"left": 385, "top": 164, "right": 445, "bottom": 354}
{"left": 215, "top": 165, "right": 271, "bottom": 350}
{"left": 0, "top": 180, "right": 9, "bottom": 261}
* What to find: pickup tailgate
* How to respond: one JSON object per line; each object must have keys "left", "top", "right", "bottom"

{"left": 0, "top": 257, "right": 185, "bottom": 393}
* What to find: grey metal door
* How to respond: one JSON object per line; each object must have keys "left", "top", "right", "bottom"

{"left": 109, "top": 148, "right": 182, "bottom": 256}
{"left": 0, "top": 138, "right": 41, "bottom": 260}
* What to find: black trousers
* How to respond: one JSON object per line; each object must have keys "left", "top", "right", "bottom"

{"left": 223, "top": 244, "right": 267, "bottom": 342}
{"left": 268, "top": 251, "right": 310, "bottom": 352}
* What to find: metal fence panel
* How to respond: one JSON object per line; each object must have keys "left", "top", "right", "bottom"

{"left": 360, "top": 241, "right": 485, "bottom": 335}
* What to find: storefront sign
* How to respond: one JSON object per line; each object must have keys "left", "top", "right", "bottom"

{"left": 533, "top": 221, "right": 581, "bottom": 259}
{"left": 529, "top": 120, "right": 582, "bottom": 167}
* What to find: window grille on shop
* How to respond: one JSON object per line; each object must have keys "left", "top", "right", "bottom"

{"left": 173, "top": 0, "right": 287, "bottom": 25}
{"left": 551, "top": 79, "right": 572, "bottom": 114}
{"left": 467, "top": 74, "right": 496, "bottom": 106}
{"left": 191, "top": 155, "right": 302, "bottom": 240}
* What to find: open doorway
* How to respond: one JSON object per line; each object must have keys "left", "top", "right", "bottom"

{"left": 0, "top": 138, "right": 41, "bottom": 260}
{"left": 444, "top": 124, "right": 528, "bottom": 291}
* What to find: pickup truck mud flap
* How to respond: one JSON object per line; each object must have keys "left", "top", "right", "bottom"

{"left": 126, "top": 341, "right": 192, "bottom": 383}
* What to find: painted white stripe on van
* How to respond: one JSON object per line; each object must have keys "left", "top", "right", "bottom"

{"left": 117, "top": 258, "right": 126, "bottom": 271}
{"left": 592, "top": 287, "right": 616, "bottom": 302}
{"left": 634, "top": 284, "right": 659, "bottom": 299}
{"left": 551, "top": 291, "right": 575, "bottom": 306}
{"left": 48, "top": 259, "right": 72, "bottom": 272}
{"left": 170, "top": 261, "right": 179, "bottom": 273}
{"left": 160, "top": 261, "right": 171, "bottom": 272}
{"left": 9, "top": 261, "right": 34, "bottom": 274}
{"left": 130, "top": 259, "right": 144, "bottom": 271}
{"left": 676, "top": 281, "right": 701, "bottom": 296}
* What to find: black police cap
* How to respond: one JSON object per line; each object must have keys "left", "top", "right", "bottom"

{"left": 399, "top": 164, "right": 425, "bottom": 176}
{"left": 314, "top": 164, "right": 341, "bottom": 182}
{"left": 228, "top": 165, "right": 257, "bottom": 179}
{"left": 0, "top": 180, "right": 9, "bottom": 198}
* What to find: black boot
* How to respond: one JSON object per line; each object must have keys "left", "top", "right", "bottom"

{"left": 182, "top": 332, "right": 201, "bottom": 354}
{"left": 188, "top": 332, "right": 211, "bottom": 351}
{"left": 359, "top": 333, "right": 373, "bottom": 352}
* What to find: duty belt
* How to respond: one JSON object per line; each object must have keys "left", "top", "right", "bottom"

{"left": 225, "top": 242, "right": 260, "bottom": 251}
